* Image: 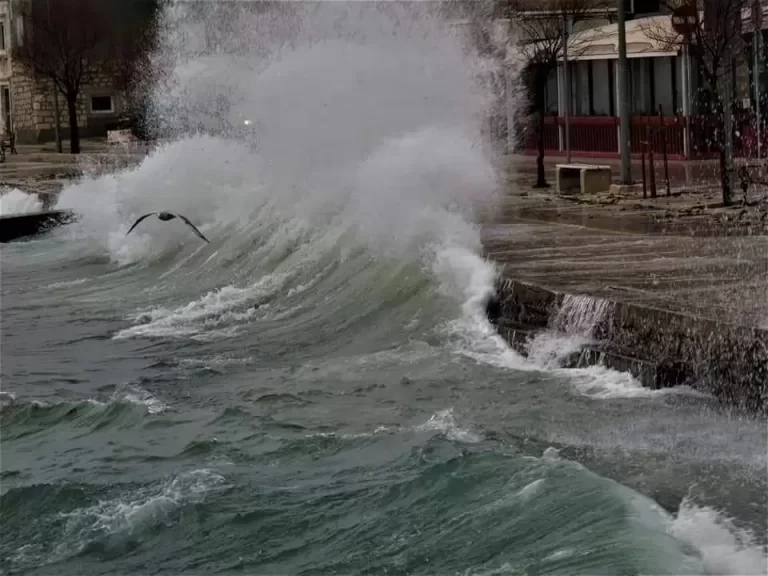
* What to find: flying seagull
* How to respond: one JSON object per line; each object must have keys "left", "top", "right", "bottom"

{"left": 125, "top": 211, "right": 210, "bottom": 243}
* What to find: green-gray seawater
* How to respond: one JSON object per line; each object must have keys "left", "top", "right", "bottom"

{"left": 2, "top": 2, "right": 767, "bottom": 573}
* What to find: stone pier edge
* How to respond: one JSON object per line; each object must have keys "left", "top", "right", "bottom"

{"left": 490, "top": 276, "right": 768, "bottom": 414}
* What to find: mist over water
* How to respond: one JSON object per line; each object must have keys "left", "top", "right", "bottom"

{"left": 3, "top": 2, "right": 766, "bottom": 575}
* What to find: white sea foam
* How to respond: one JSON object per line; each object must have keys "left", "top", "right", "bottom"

{"left": 45, "top": 277, "right": 91, "bottom": 289}
{"left": 668, "top": 497, "right": 768, "bottom": 575}
{"left": 0, "top": 188, "right": 43, "bottom": 215}
{"left": 47, "top": 469, "right": 229, "bottom": 562}
{"left": 416, "top": 408, "right": 483, "bottom": 443}
{"left": 111, "top": 383, "right": 168, "bottom": 415}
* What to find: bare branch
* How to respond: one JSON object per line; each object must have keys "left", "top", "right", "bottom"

{"left": 12, "top": 0, "right": 113, "bottom": 94}
{"left": 642, "top": 0, "right": 750, "bottom": 87}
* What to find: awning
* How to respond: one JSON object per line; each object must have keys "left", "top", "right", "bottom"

{"left": 565, "top": 15, "right": 682, "bottom": 61}
{"left": 504, "top": 14, "right": 683, "bottom": 64}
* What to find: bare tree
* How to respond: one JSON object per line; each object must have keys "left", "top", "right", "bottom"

{"left": 642, "top": 0, "right": 749, "bottom": 205}
{"left": 500, "top": 0, "right": 612, "bottom": 188}
{"left": 11, "top": 0, "right": 119, "bottom": 153}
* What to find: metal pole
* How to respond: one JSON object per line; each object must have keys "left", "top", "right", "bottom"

{"left": 562, "top": 11, "right": 571, "bottom": 163}
{"left": 682, "top": 29, "right": 692, "bottom": 159}
{"left": 617, "top": 0, "right": 632, "bottom": 184}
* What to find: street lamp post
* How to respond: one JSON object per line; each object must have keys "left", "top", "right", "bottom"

{"left": 617, "top": 0, "right": 632, "bottom": 184}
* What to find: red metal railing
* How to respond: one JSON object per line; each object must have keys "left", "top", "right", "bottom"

{"left": 569, "top": 117, "right": 618, "bottom": 154}
{"left": 522, "top": 113, "right": 768, "bottom": 160}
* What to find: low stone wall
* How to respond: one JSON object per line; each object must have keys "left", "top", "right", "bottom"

{"left": 0, "top": 210, "right": 76, "bottom": 243}
{"left": 490, "top": 277, "right": 768, "bottom": 413}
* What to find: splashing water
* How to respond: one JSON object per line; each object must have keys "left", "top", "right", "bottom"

{"left": 1, "top": 188, "right": 43, "bottom": 216}
{"left": 3, "top": 3, "right": 763, "bottom": 576}
{"left": 527, "top": 294, "right": 611, "bottom": 369}
{"left": 55, "top": 1, "right": 505, "bottom": 323}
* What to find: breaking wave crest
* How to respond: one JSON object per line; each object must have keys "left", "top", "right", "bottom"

{"left": 2, "top": 441, "right": 764, "bottom": 576}
{"left": 52, "top": 2, "right": 505, "bottom": 354}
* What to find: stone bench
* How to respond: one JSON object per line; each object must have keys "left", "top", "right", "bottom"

{"left": 107, "top": 128, "right": 138, "bottom": 144}
{"left": 556, "top": 163, "right": 612, "bottom": 195}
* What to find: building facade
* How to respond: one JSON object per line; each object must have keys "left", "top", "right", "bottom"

{"left": 3, "top": 0, "right": 126, "bottom": 144}
{"left": 517, "top": 2, "right": 768, "bottom": 159}
{"left": 0, "top": 0, "right": 12, "bottom": 137}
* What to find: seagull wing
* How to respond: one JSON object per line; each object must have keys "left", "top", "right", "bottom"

{"left": 125, "top": 212, "right": 158, "bottom": 236}
{"left": 173, "top": 213, "right": 210, "bottom": 243}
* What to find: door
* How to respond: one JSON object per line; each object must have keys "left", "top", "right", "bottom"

{"left": 1, "top": 86, "right": 10, "bottom": 135}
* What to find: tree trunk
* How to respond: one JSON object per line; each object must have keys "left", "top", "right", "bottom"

{"left": 533, "top": 70, "right": 549, "bottom": 189}
{"left": 66, "top": 92, "right": 80, "bottom": 154}
{"left": 718, "top": 146, "right": 732, "bottom": 206}
{"left": 534, "top": 110, "right": 548, "bottom": 188}
{"left": 716, "top": 104, "right": 732, "bottom": 206}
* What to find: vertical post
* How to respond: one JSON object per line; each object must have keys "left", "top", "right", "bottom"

{"left": 647, "top": 111, "right": 656, "bottom": 198}
{"left": 617, "top": 0, "right": 632, "bottom": 184}
{"left": 681, "top": 33, "right": 691, "bottom": 159}
{"left": 712, "top": 0, "right": 735, "bottom": 199}
{"left": 641, "top": 144, "right": 647, "bottom": 198}
{"left": 505, "top": 64, "right": 515, "bottom": 155}
{"left": 557, "top": 64, "right": 564, "bottom": 151}
{"left": 47, "top": 0, "right": 62, "bottom": 153}
{"left": 660, "top": 105, "right": 670, "bottom": 196}
{"left": 52, "top": 81, "right": 62, "bottom": 154}
{"left": 753, "top": 0, "right": 762, "bottom": 159}
{"left": 562, "top": 11, "right": 571, "bottom": 163}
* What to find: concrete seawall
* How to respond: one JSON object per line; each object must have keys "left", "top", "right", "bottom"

{"left": 0, "top": 210, "right": 76, "bottom": 243}
{"left": 481, "top": 173, "right": 768, "bottom": 414}
{"left": 490, "top": 277, "right": 767, "bottom": 413}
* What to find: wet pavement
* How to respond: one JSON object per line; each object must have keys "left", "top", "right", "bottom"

{"left": 507, "top": 154, "right": 768, "bottom": 192}
{"left": 482, "top": 161, "right": 768, "bottom": 329}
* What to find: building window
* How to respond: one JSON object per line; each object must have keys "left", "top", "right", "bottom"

{"left": 0, "top": 21, "right": 6, "bottom": 51}
{"left": 90, "top": 95, "right": 113, "bottom": 113}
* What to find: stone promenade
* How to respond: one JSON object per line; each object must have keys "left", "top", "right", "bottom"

{"left": 481, "top": 156, "right": 767, "bottom": 411}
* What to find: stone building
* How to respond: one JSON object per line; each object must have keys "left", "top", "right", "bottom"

{"left": 10, "top": 60, "right": 124, "bottom": 144}
{"left": 0, "top": 0, "right": 12, "bottom": 137}
{"left": 5, "top": 0, "right": 127, "bottom": 144}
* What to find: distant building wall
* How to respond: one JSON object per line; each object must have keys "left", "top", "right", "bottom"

{"left": 7, "top": 0, "right": 126, "bottom": 143}
{"left": 0, "top": 0, "right": 12, "bottom": 135}
{"left": 10, "top": 62, "right": 125, "bottom": 144}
